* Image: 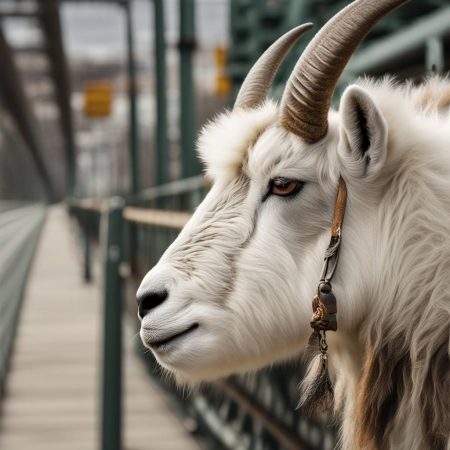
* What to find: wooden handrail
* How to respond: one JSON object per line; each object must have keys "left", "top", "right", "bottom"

{"left": 69, "top": 199, "right": 193, "bottom": 230}
{"left": 123, "top": 207, "right": 191, "bottom": 229}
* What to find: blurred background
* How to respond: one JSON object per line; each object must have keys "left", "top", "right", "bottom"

{"left": 0, "top": 1, "right": 449, "bottom": 449}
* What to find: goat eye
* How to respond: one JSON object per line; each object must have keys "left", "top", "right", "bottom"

{"left": 270, "top": 177, "right": 303, "bottom": 197}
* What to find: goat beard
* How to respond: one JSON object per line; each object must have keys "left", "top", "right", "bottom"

{"left": 298, "top": 331, "right": 334, "bottom": 416}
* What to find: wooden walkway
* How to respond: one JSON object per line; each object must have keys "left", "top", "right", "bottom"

{"left": 0, "top": 206, "right": 201, "bottom": 450}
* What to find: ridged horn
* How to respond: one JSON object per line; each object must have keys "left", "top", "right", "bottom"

{"left": 280, "top": 0, "right": 409, "bottom": 143}
{"left": 234, "top": 23, "right": 313, "bottom": 110}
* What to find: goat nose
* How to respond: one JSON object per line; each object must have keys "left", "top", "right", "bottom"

{"left": 137, "top": 290, "right": 168, "bottom": 318}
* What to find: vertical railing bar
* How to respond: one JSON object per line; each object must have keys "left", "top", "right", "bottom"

{"left": 123, "top": 0, "right": 139, "bottom": 273}
{"left": 179, "top": 0, "right": 200, "bottom": 179}
{"left": 83, "top": 225, "right": 92, "bottom": 283}
{"left": 152, "top": 0, "right": 170, "bottom": 185}
{"left": 101, "top": 198, "right": 124, "bottom": 450}
{"left": 123, "top": 0, "right": 140, "bottom": 194}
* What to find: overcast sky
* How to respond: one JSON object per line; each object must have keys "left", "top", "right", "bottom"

{"left": 61, "top": 0, "right": 229, "bottom": 61}
{"left": 2, "top": 0, "right": 228, "bottom": 62}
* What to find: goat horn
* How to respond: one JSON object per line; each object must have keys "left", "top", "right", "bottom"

{"left": 234, "top": 23, "right": 313, "bottom": 110}
{"left": 280, "top": 0, "right": 409, "bottom": 143}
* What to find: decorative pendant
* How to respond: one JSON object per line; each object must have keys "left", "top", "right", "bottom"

{"left": 310, "top": 281, "right": 337, "bottom": 331}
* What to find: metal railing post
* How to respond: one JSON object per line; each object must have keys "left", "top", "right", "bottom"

{"left": 124, "top": 1, "right": 140, "bottom": 194}
{"left": 179, "top": 0, "right": 200, "bottom": 179}
{"left": 153, "top": 0, "right": 170, "bottom": 185}
{"left": 83, "top": 226, "right": 92, "bottom": 283}
{"left": 123, "top": 0, "right": 139, "bottom": 272}
{"left": 101, "top": 198, "right": 124, "bottom": 450}
{"left": 38, "top": 0, "right": 77, "bottom": 197}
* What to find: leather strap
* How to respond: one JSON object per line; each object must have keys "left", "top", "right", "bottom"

{"left": 331, "top": 176, "right": 347, "bottom": 239}
{"left": 321, "top": 176, "right": 347, "bottom": 278}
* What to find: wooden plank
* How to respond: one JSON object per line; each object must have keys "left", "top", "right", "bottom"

{"left": 123, "top": 207, "right": 191, "bottom": 229}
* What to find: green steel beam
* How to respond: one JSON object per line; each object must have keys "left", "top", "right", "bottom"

{"left": 123, "top": 1, "right": 140, "bottom": 271}
{"left": 272, "top": 0, "right": 315, "bottom": 99}
{"left": 123, "top": 1, "right": 140, "bottom": 194}
{"left": 38, "top": 0, "right": 77, "bottom": 197}
{"left": 101, "top": 198, "right": 124, "bottom": 450}
{"left": 345, "top": 5, "right": 450, "bottom": 76}
{"left": 152, "top": 0, "right": 170, "bottom": 186}
{"left": 139, "top": 174, "right": 204, "bottom": 197}
{"left": 179, "top": 0, "right": 200, "bottom": 179}
{"left": 0, "top": 27, "right": 54, "bottom": 200}
{"left": 284, "top": 0, "right": 314, "bottom": 30}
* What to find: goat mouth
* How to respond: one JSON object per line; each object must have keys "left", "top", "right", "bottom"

{"left": 148, "top": 323, "right": 199, "bottom": 350}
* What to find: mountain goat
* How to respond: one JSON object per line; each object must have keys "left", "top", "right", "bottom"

{"left": 137, "top": 0, "right": 450, "bottom": 448}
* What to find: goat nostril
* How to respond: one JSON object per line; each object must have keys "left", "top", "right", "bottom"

{"left": 138, "top": 290, "right": 169, "bottom": 317}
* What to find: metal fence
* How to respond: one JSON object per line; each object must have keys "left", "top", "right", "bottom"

{"left": 0, "top": 203, "right": 46, "bottom": 399}
{"left": 0, "top": 100, "right": 48, "bottom": 398}
{"left": 228, "top": 0, "right": 450, "bottom": 102}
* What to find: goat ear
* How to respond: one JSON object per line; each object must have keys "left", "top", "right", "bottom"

{"left": 338, "top": 85, "right": 387, "bottom": 179}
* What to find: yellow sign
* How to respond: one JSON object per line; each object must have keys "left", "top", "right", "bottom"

{"left": 215, "top": 46, "right": 227, "bottom": 68}
{"left": 215, "top": 46, "right": 231, "bottom": 97}
{"left": 83, "top": 81, "right": 112, "bottom": 117}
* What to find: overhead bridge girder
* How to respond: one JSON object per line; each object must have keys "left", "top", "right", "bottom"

{"left": 38, "top": 0, "right": 76, "bottom": 196}
{"left": 0, "top": 27, "right": 54, "bottom": 200}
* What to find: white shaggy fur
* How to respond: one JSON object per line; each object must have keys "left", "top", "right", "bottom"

{"left": 138, "top": 77, "right": 450, "bottom": 449}
{"left": 198, "top": 102, "right": 278, "bottom": 180}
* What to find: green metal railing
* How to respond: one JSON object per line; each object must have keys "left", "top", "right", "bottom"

{"left": 153, "top": 0, "right": 170, "bottom": 185}
{"left": 0, "top": 203, "right": 46, "bottom": 399}
{"left": 101, "top": 199, "right": 125, "bottom": 450}
{"left": 0, "top": 91, "right": 49, "bottom": 398}
{"left": 228, "top": 0, "right": 450, "bottom": 102}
